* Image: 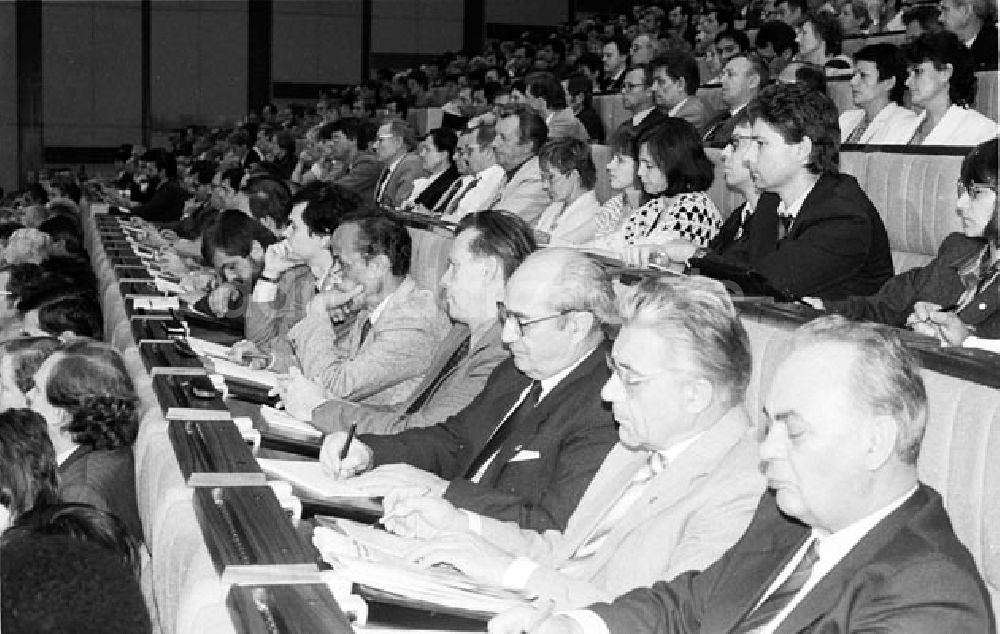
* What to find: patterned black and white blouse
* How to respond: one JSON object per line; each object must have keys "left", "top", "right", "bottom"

{"left": 622, "top": 192, "right": 722, "bottom": 248}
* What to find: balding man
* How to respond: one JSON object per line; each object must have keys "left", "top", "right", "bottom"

{"left": 490, "top": 110, "right": 552, "bottom": 226}
{"left": 373, "top": 119, "right": 424, "bottom": 209}
{"left": 505, "top": 316, "right": 994, "bottom": 633}
{"left": 703, "top": 53, "right": 768, "bottom": 147}
{"left": 310, "top": 211, "right": 536, "bottom": 435}
{"left": 320, "top": 248, "right": 619, "bottom": 531}
{"left": 381, "top": 276, "right": 765, "bottom": 609}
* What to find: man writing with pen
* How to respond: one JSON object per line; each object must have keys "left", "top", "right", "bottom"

{"left": 808, "top": 138, "right": 1000, "bottom": 344}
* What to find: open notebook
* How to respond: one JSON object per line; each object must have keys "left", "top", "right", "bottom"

{"left": 257, "top": 459, "right": 370, "bottom": 498}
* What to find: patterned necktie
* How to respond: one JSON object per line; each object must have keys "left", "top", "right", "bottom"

{"left": 443, "top": 175, "right": 480, "bottom": 216}
{"left": 433, "top": 177, "right": 465, "bottom": 213}
{"left": 404, "top": 335, "right": 471, "bottom": 415}
{"left": 374, "top": 167, "right": 390, "bottom": 205}
{"left": 566, "top": 451, "right": 667, "bottom": 565}
{"left": 731, "top": 538, "right": 820, "bottom": 634}
{"left": 464, "top": 381, "right": 542, "bottom": 480}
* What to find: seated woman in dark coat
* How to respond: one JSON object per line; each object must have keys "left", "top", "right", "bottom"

{"left": 813, "top": 138, "right": 999, "bottom": 342}
{"left": 28, "top": 341, "right": 143, "bottom": 542}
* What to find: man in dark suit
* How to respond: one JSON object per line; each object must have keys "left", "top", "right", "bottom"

{"left": 373, "top": 119, "right": 425, "bottom": 209}
{"left": 619, "top": 64, "right": 667, "bottom": 140}
{"left": 128, "top": 151, "right": 189, "bottom": 223}
{"left": 320, "top": 248, "right": 619, "bottom": 531}
{"left": 740, "top": 83, "right": 892, "bottom": 300}
{"left": 702, "top": 54, "right": 767, "bottom": 148}
{"left": 650, "top": 52, "right": 713, "bottom": 131}
{"left": 495, "top": 316, "right": 994, "bottom": 633}
{"left": 599, "top": 37, "right": 629, "bottom": 94}
{"left": 939, "top": 0, "right": 998, "bottom": 70}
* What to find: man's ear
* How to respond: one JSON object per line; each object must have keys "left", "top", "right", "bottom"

{"left": 864, "top": 414, "right": 898, "bottom": 470}
{"left": 796, "top": 136, "right": 814, "bottom": 167}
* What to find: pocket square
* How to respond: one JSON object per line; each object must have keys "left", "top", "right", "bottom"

{"left": 510, "top": 449, "right": 540, "bottom": 462}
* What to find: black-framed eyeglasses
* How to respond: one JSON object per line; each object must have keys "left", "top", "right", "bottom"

{"left": 497, "top": 301, "right": 571, "bottom": 337}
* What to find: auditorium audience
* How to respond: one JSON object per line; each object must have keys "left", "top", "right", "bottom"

{"left": 702, "top": 52, "right": 767, "bottom": 147}
{"left": 310, "top": 211, "right": 534, "bottom": 434}
{"left": 381, "top": 276, "right": 764, "bottom": 608}
{"left": 526, "top": 73, "right": 590, "bottom": 142}
{"left": 535, "top": 138, "right": 602, "bottom": 245}
{"left": 319, "top": 248, "right": 619, "bottom": 531}
{"left": 128, "top": 150, "right": 189, "bottom": 223}
{"left": 901, "top": 32, "right": 997, "bottom": 145}
{"left": 498, "top": 316, "right": 993, "bottom": 633}
{"left": 599, "top": 36, "right": 630, "bottom": 93}
{"left": 618, "top": 64, "right": 667, "bottom": 139}
{"left": 29, "top": 341, "right": 143, "bottom": 543}
{"left": 441, "top": 124, "right": 506, "bottom": 219}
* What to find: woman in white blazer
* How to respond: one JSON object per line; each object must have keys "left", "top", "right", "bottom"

{"left": 901, "top": 32, "right": 997, "bottom": 146}
{"left": 534, "top": 138, "right": 602, "bottom": 245}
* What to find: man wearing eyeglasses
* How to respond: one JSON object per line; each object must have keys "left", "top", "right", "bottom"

{"left": 319, "top": 248, "right": 619, "bottom": 531}
{"left": 375, "top": 276, "right": 764, "bottom": 612}
{"left": 440, "top": 125, "right": 507, "bottom": 220}
{"left": 618, "top": 64, "right": 667, "bottom": 139}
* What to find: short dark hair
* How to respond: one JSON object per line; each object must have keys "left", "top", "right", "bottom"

{"left": 38, "top": 214, "right": 84, "bottom": 257}
{"left": 901, "top": 5, "right": 942, "bottom": 31}
{"left": 408, "top": 69, "right": 429, "bottom": 90}
{"left": 652, "top": 51, "right": 700, "bottom": 95}
{"left": 427, "top": 127, "right": 459, "bottom": 162}
{"left": 456, "top": 211, "right": 537, "bottom": 279}
{"left": 539, "top": 138, "right": 598, "bottom": 189}
{"left": 145, "top": 150, "right": 178, "bottom": 179}
{"left": 902, "top": 31, "right": 978, "bottom": 107}
{"left": 575, "top": 53, "right": 602, "bottom": 77}
{"left": 609, "top": 124, "right": 641, "bottom": 160}
{"left": 602, "top": 35, "right": 630, "bottom": 57}
{"left": 219, "top": 167, "right": 245, "bottom": 192}
{"left": 793, "top": 62, "right": 828, "bottom": 94}
{"left": 960, "top": 137, "right": 998, "bottom": 191}
{"left": 201, "top": 209, "right": 279, "bottom": 265}
{"left": 28, "top": 290, "right": 102, "bottom": 339}
{"left": 528, "top": 73, "right": 568, "bottom": 109}
{"left": 756, "top": 20, "right": 798, "bottom": 57}
{"left": 347, "top": 215, "right": 412, "bottom": 277}
{"left": 748, "top": 82, "right": 840, "bottom": 175}
{"left": 0, "top": 408, "right": 58, "bottom": 521}
{"left": 0, "top": 534, "right": 150, "bottom": 633}
{"left": 707, "top": 6, "right": 734, "bottom": 29}
{"left": 639, "top": 117, "right": 714, "bottom": 196}
{"left": 3, "top": 502, "right": 142, "bottom": 578}
{"left": 803, "top": 11, "right": 843, "bottom": 56}
{"left": 776, "top": 0, "right": 807, "bottom": 16}
{"left": 327, "top": 117, "right": 374, "bottom": 149}
{"left": 243, "top": 176, "right": 291, "bottom": 228}
{"left": 854, "top": 43, "right": 908, "bottom": 104}
{"left": 715, "top": 28, "right": 750, "bottom": 53}
{"left": 51, "top": 178, "right": 82, "bottom": 204}
{"left": 293, "top": 181, "right": 361, "bottom": 237}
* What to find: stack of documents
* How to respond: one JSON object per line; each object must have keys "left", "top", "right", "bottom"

{"left": 259, "top": 406, "right": 323, "bottom": 441}
{"left": 257, "top": 459, "right": 369, "bottom": 499}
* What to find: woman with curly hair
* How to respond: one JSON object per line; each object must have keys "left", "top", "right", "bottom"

{"left": 28, "top": 341, "right": 142, "bottom": 542}
{"left": 901, "top": 31, "right": 997, "bottom": 145}
{"left": 0, "top": 408, "right": 59, "bottom": 531}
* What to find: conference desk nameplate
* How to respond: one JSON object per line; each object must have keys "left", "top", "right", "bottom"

{"left": 139, "top": 341, "right": 209, "bottom": 376}
{"left": 227, "top": 583, "right": 353, "bottom": 634}
{"left": 168, "top": 420, "right": 266, "bottom": 487}
{"left": 193, "top": 486, "right": 320, "bottom": 584}
{"left": 152, "top": 374, "right": 231, "bottom": 420}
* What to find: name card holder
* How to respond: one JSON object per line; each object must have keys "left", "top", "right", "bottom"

{"left": 131, "top": 315, "right": 186, "bottom": 344}
{"left": 125, "top": 297, "right": 178, "bottom": 318}
{"left": 227, "top": 583, "right": 353, "bottom": 634}
{"left": 168, "top": 420, "right": 266, "bottom": 487}
{"left": 139, "top": 340, "right": 208, "bottom": 376}
{"left": 152, "top": 374, "right": 231, "bottom": 421}
{"left": 193, "top": 486, "right": 320, "bottom": 584}
{"left": 116, "top": 266, "right": 155, "bottom": 283}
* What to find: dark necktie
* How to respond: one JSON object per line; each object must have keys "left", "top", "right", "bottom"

{"left": 433, "top": 178, "right": 464, "bottom": 213}
{"left": 404, "top": 335, "right": 471, "bottom": 415}
{"left": 359, "top": 317, "right": 373, "bottom": 347}
{"left": 464, "top": 381, "right": 542, "bottom": 480}
{"left": 374, "top": 167, "right": 390, "bottom": 205}
{"left": 732, "top": 538, "right": 820, "bottom": 633}
{"left": 777, "top": 214, "right": 794, "bottom": 241}
{"left": 702, "top": 111, "right": 731, "bottom": 145}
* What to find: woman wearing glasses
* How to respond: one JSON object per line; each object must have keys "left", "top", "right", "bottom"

{"left": 811, "top": 138, "right": 1000, "bottom": 344}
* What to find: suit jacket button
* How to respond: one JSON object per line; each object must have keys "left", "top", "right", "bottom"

{"left": 980, "top": 303, "right": 987, "bottom": 310}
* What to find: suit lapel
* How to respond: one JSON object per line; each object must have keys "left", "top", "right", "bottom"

{"left": 775, "top": 487, "right": 928, "bottom": 633}
{"left": 58, "top": 445, "right": 92, "bottom": 473}
{"left": 477, "top": 343, "right": 608, "bottom": 484}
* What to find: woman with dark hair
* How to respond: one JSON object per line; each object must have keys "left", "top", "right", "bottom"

{"left": 0, "top": 336, "right": 60, "bottom": 410}
{"left": 0, "top": 408, "right": 59, "bottom": 531}
{"left": 28, "top": 341, "right": 143, "bottom": 542}
{"left": 901, "top": 32, "right": 997, "bottom": 145}
{"left": 813, "top": 138, "right": 1000, "bottom": 343}
{"left": 615, "top": 117, "right": 721, "bottom": 259}
{"left": 586, "top": 125, "right": 647, "bottom": 249}
{"left": 535, "top": 138, "right": 602, "bottom": 245}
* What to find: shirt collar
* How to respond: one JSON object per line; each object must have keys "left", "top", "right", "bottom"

{"left": 367, "top": 277, "right": 408, "bottom": 326}
{"left": 668, "top": 97, "right": 690, "bottom": 117}
{"left": 57, "top": 445, "right": 80, "bottom": 467}
{"left": 632, "top": 106, "right": 655, "bottom": 126}
{"left": 538, "top": 343, "right": 600, "bottom": 400}
{"left": 777, "top": 180, "right": 818, "bottom": 220}
{"left": 386, "top": 153, "right": 405, "bottom": 175}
